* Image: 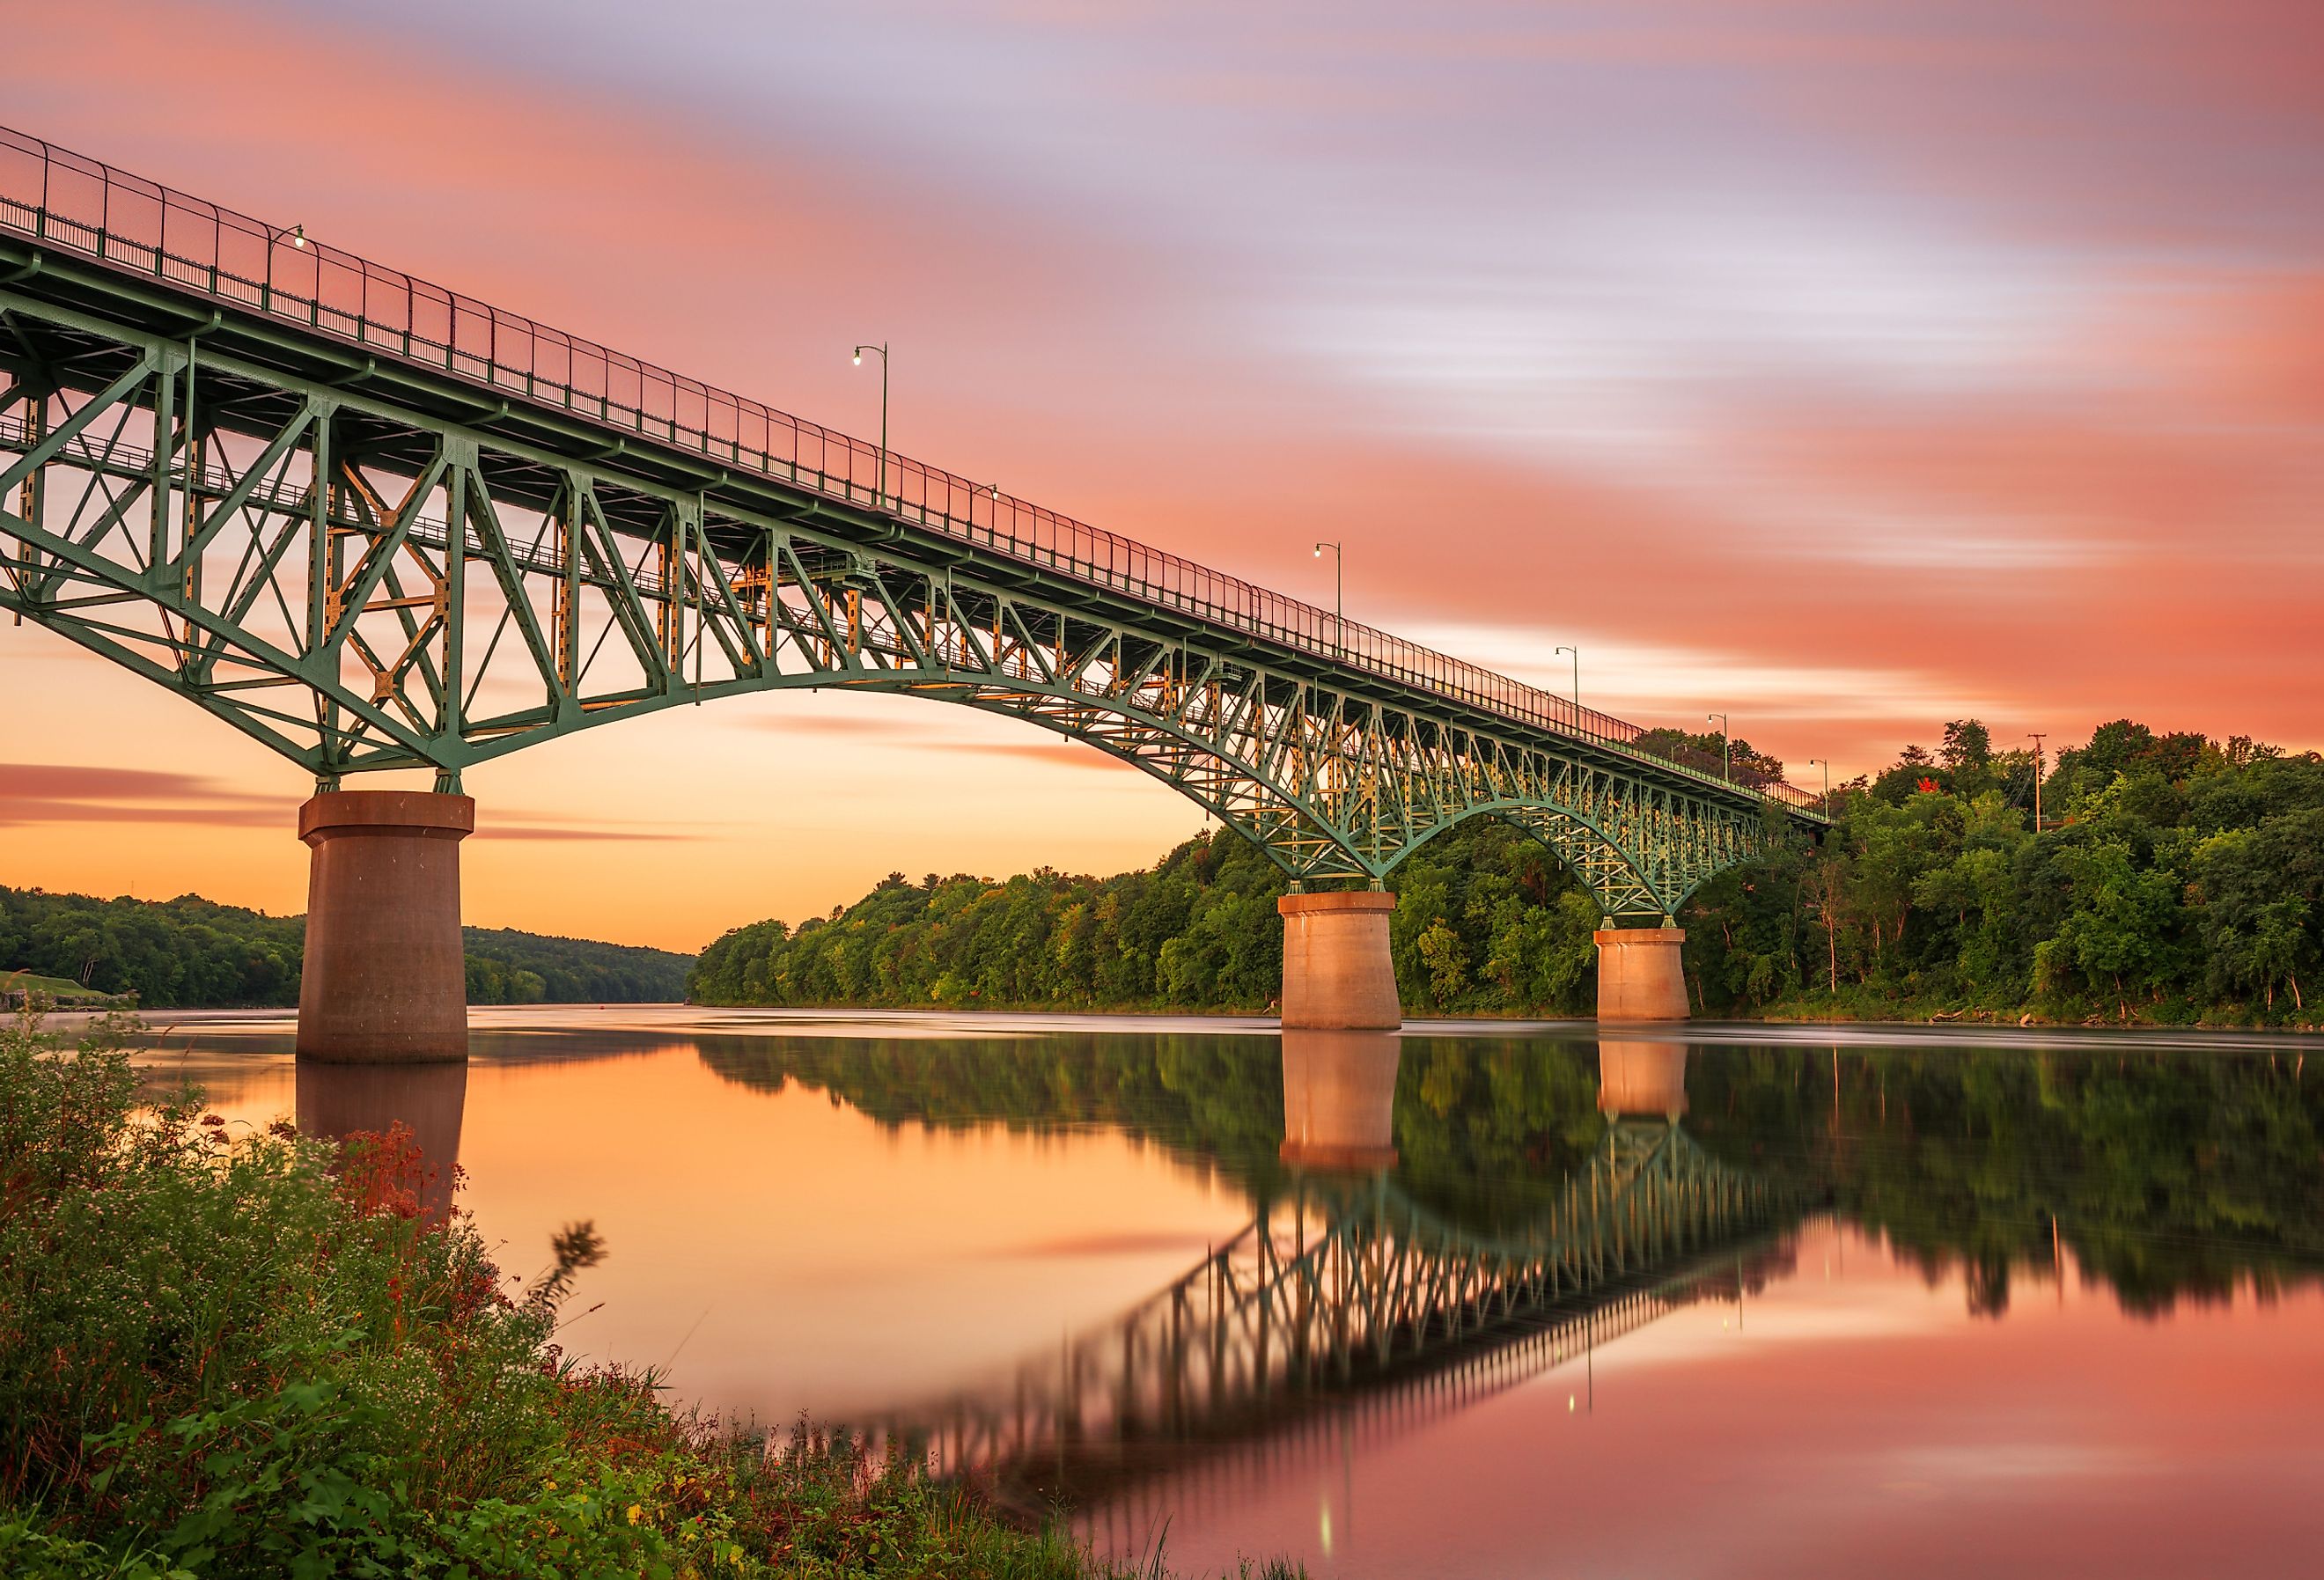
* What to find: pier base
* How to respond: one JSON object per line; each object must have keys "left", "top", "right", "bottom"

{"left": 296, "top": 790, "right": 474, "bottom": 1062}
{"left": 1279, "top": 1031, "right": 1401, "bottom": 1172}
{"left": 1593, "top": 927, "right": 1689, "bottom": 1021}
{"left": 1278, "top": 890, "right": 1401, "bottom": 1031}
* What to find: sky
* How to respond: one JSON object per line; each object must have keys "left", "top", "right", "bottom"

{"left": 4, "top": 0, "right": 2320, "bottom": 950}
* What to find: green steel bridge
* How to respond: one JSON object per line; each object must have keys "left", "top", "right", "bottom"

{"left": 0, "top": 127, "right": 1821, "bottom": 918}
{"left": 856, "top": 1121, "right": 1793, "bottom": 1524}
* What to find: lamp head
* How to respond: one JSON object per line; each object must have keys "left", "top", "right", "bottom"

{"left": 852, "top": 351, "right": 861, "bottom": 366}
{"left": 290, "top": 224, "right": 306, "bottom": 249}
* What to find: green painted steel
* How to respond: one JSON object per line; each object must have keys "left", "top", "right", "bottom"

{"left": 0, "top": 127, "right": 1823, "bottom": 915}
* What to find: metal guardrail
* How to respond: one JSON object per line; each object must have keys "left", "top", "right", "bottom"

{"left": 0, "top": 125, "right": 1820, "bottom": 814}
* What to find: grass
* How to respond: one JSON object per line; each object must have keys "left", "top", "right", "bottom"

{"left": 1717, "top": 981, "right": 2324, "bottom": 1033}
{"left": 0, "top": 1010, "right": 1299, "bottom": 1579}
{"left": 2, "top": 969, "right": 126, "bottom": 1004}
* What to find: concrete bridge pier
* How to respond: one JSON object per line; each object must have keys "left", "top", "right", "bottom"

{"left": 1279, "top": 1030, "right": 1401, "bottom": 1172}
{"left": 1278, "top": 890, "right": 1401, "bottom": 1031}
{"left": 296, "top": 790, "right": 474, "bottom": 1063}
{"left": 1593, "top": 924, "right": 1689, "bottom": 1020}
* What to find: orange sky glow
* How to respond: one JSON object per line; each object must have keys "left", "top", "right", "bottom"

{"left": 4, "top": 1, "right": 2320, "bottom": 950}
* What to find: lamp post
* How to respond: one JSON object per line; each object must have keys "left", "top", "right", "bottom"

{"left": 259, "top": 223, "right": 305, "bottom": 313}
{"left": 2029, "top": 731, "right": 2047, "bottom": 830}
{"left": 1807, "top": 757, "right": 1831, "bottom": 814}
{"left": 1555, "top": 645, "right": 1579, "bottom": 725}
{"left": 1707, "top": 712, "right": 1730, "bottom": 781}
{"left": 1313, "top": 540, "right": 1342, "bottom": 656}
{"left": 851, "top": 342, "right": 889, "bottom": 507}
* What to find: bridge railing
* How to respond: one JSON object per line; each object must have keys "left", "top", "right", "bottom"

{"left": 0, "top": 126, "right": 1821, "bottom": 815}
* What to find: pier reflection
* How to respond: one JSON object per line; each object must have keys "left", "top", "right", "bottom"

{"left": 293, "top": 1059, "right": 469, "bottom": 1222}
{"left": 1599, "top": 1039, "right": 1688, "bottom": 1119}
{"left": 1279, "top": 1030, "right": 1400, "bottom": 1172}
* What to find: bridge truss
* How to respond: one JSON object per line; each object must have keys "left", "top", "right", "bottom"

{"left": 0, "top": 128, "right": 1820, "bottom": 914}
{"left": 860, "top": 1122, "right": 1789, "bottom": 1513}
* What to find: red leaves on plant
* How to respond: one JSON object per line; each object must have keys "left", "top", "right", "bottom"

{"left": 335, "top": 1123, "right": 434, "bottom": 1221}
{"left": 1916, "top": 776, "right": 1941, "bottom": 794}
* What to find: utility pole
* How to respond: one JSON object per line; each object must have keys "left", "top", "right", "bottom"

{"left": 2029, "top": 732, "right": 2047, "bottom": 830}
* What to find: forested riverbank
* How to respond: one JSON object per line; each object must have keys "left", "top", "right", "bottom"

{"left": 0, "top": 887, "right": 690, "bottom": 1008}
{"left": 691, "top": 719, "right": 2324, "bottom": 1031}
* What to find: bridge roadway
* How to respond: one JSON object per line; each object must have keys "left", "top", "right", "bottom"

{"left": 0, "top": 127, "right": 1825, "bottom": 1049}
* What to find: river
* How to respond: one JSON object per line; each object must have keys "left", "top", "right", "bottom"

{"left": 136, "top": 1007, "right": 2324, "bottom": 1578}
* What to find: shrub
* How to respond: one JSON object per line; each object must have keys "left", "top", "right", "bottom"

{"left": 0, "top": 1012, "right": 1243, "bottom": 1578}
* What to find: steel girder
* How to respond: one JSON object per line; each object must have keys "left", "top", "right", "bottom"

{"left": 0, "top": 287, "right": 1792, "bottom": 915}
{"left": 863, "top": 1123, "right": 1786, "bottom": 1507}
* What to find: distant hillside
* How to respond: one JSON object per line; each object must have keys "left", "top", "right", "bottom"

{"left": 0, "top": 886, "right": 688, "bottom": 1008}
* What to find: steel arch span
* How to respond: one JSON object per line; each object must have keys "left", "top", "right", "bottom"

{"left": 0, "top": 127, "right": 1822, "bottom": 919}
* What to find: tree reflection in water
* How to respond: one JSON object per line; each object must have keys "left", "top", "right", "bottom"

{"left": 695, "top": 1030, "right": 2324, "bottom": 1314}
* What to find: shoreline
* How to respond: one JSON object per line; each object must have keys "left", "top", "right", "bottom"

{"left": 86, "top": 1000, "right": 2324, "bottom": 1054}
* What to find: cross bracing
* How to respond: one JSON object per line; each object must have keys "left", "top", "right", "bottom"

{"left": 0, "top": 126, "right": 1821, "bottom": 915}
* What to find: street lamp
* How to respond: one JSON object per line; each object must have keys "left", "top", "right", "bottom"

{"left": 1555, "top": 645, "right": 1579, "bottom": 724}
{"left": 1707, "top": 712, "right": 1730, "bottom": 781}
{"left": 258, "top": 223, "right": 306, "bottom": 313}
{"left": 851, "top": 342, "right": 889, "bottom": 507}
{"left": 1313, "top": 540, "right": 1342, "bottom": 656}
{"left": 1807, "top": 756, "right": 1832, "bottom": 814}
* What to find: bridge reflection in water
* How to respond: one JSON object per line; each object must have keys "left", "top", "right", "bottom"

{"left": 271, "top": 1028, "right": 1791, "bottom": 1539}
{"left": 860, "top": 1034, "right": 1792, "bottom": 1538}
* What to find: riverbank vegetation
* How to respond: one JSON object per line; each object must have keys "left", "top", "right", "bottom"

{"left": 0, "top": 1013, "right": 1288, "bottom": 1578}
{"left": 690, "top": 719, "right": 2324, "bottom": 1029}
{"left": 0, "top": 886, "right": 690, "bottom": 1008}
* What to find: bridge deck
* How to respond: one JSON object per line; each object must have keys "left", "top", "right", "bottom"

{"left": 0, "top": 124, "right": 1820, "bottom": 820}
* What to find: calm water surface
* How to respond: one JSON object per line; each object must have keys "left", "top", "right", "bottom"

{"left": 137, "top": 1008, "right": 2324, "bottom": 1578}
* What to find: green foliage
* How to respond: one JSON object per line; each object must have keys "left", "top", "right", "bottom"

{"left": 692, "top": 821, "right": 1603, "bottom": 1018}
{"left": 0, "top": 1014, "right": 1255, "bottom": 1579}
{"left": 1688, "top": 719, "right": 2324, "bottom": 1025}
{"left": 0, "top": 887, "right": 689, "bottom": 1008}
{"left": 695, "top": 717, "right": 2324, "bottom": 1026}
{"left": 459, "top": 927, "right": 686, "bottom": 1007}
